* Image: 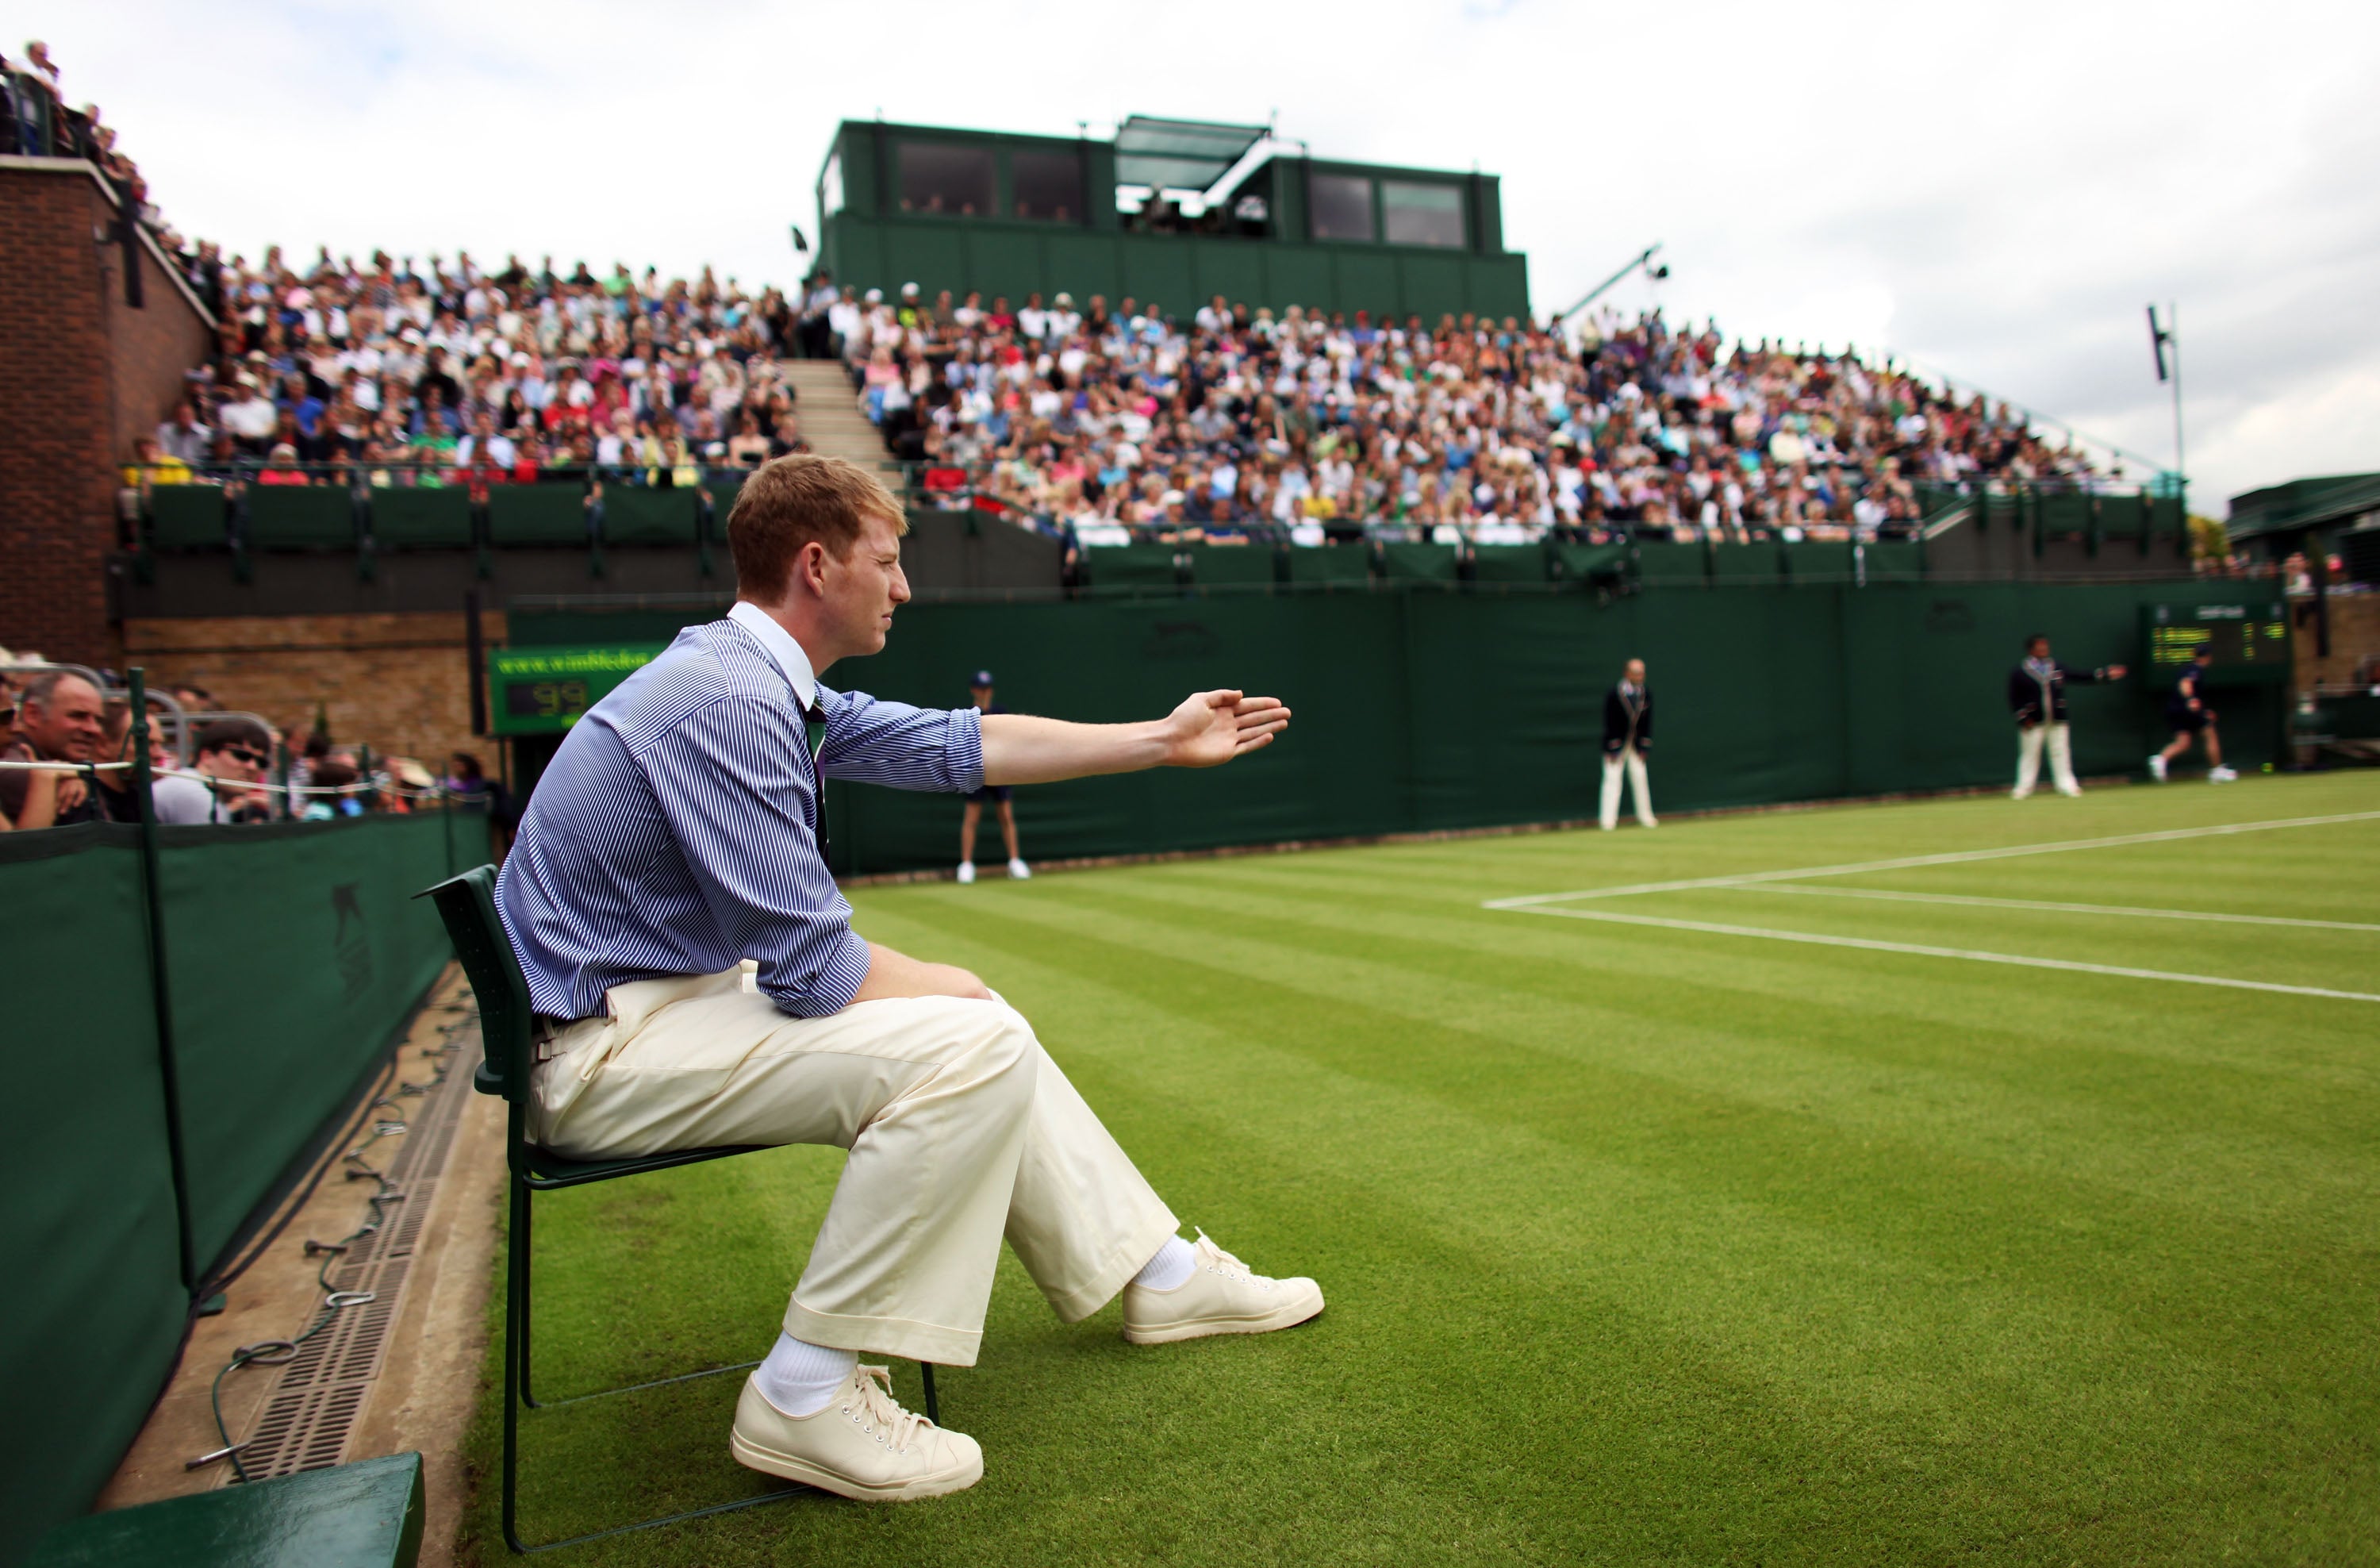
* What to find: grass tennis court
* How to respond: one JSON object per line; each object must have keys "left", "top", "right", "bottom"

{"left": 460, "top": 774, "right": 2380, "bottom": 1565}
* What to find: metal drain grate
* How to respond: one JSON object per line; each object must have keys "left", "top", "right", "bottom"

{"left": 227, "top": 1012, "right": 481, "bottom": 1482}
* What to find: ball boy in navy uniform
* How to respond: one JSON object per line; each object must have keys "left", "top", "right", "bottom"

{"left": 956, "top": 670, "right": 1030, "bottom": 882}
{"left": 2150, "top": 644, "right": 2236, "bottom": 783}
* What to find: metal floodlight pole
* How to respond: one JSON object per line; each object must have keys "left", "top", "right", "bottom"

{"left": 2148, "top": 302, "right": 2185, "bottom": 510}
{"left": 1557, "top": 244, "right": 1664, "bottom": 326}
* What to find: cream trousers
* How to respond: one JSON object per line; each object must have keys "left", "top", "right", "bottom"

{"left": 1599, "top": 744, "right": 1655, "bottom": 829}
{"left": 531, "top": 968, "right": 1179, "bottom": 1368}
{"left": 2013, "top": 721, "right": 2077, "bottom": 797}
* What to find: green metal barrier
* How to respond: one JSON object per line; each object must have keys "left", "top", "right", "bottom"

{"left": 1283, "top": 544, "right": 1373, "bottom": 586}
{"left": 245, "top": 486, "right": 357, "bottom": 551}
{"left": 0, "top": 824, "right": 187, "bottom": 1568}
{"left": 602, "top": 488, "right": 701, "bottom": 546}
{"left": 0, "top": 802, "right": 464, "bottom": 1562}
{"left": 1471, "top": 544, "right": 1549, "bottom": 584}
{"left": 1184, "top": 544, "right": 1279, "bottom": 587}
{"left": 1380, "top": 542, "right": 1458, "bottom": 583}
{"left": 148, "top": 485, "right": 230, "bottom": 551}
{"left": 369, "top": 487, "right": 474, "bottom": 549}
{"left": 1080, "top": 544, "right": 1181, "bottom": 595}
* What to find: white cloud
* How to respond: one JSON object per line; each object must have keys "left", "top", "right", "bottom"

{"left": 21, "top": 0, "right": 2379, "bottom": 511}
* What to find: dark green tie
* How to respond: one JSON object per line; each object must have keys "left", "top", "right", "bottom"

{"left": 804, "top": 701, "right": 829, "bottom": 855}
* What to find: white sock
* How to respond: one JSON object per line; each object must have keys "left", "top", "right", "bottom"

{"left": 754, "top": 1332, "right": 856, "bottom": 1418}
{"left": 1132, "top": 1234, "right": 1196, "bottom": 1292}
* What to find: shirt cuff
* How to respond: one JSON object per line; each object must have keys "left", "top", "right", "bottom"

{"left": 776, "top": 927, "right": 873, "bottom": 1018}
{"left": 946, "top": 704, "right": 985, "bottom": 793}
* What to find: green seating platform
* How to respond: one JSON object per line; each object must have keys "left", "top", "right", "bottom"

{"left": 26, "top": 1452, "right": 422, "bottom": 1568}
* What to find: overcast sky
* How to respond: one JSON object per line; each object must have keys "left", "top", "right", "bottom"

{"left": 19, "top": 0, "right": 2376, "bottom": 513}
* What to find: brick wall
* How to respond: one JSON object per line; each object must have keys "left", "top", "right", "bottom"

{"left": 2296, "top": 592, "right": 2380, "bottom": 689}
{"left": 122, "top": 610, "right": 506, "bottom": 770}
{"left": 0, "top": 157, "right": 214, "bottom": 667}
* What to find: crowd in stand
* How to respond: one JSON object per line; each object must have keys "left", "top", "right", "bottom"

{"left": 0, "top": 654, "right": 504, "bottom": 833}
{"left": 123, "top": 243, "right": 820, "bottom": 513}
{"left": 835, "top": 286, "right": 2111, "bottom": 547}
{"left": 21, "top": 35, "right": 2116, "bottom": 552}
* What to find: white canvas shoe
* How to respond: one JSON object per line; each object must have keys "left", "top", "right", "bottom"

{"left": 2148, "top": 754, "right": 2167, "bottom": 782}
{"left": 1122, "top": 1231, "right": 1325, "bottom": 1346}
{"left": 955, "top": 861, "right": 976, "bottom": 884}
{"left": 1007, "top": 858, "right": 1032, "bottom": 880}
{"left": 2209, "top": 765, "right": 2238, "bottom": 782}
{"left": 730, "top": 1365, "right": 982, "bottom": 1501}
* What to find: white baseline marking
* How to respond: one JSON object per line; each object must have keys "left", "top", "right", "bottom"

{"left": 1511, "top": 905, "right": 2380, "bottom": 1005}
{"left": 1481, "top": 810, "right": 2380, "bottom": 909}
{"left": 1716, "top": 882, "right": 2380, "bottom": 933}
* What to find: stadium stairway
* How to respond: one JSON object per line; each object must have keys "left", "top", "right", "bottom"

{"left": 781, "top": 361, "right": 907, "bottom": 486}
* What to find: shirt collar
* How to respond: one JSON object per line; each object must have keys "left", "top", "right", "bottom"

{"left": 726, "top": 601, "right": 820, "bottom": 711}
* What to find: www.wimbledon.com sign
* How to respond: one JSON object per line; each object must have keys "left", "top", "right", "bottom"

{"left": 488, "top": 645, "right": 668, "bottom": 735}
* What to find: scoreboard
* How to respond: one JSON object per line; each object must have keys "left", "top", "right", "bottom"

{"left": 2139, "top": 600, "right": 2290, "bottom": 688}
{"left": 488, "top": 644, "right": 667, "bottom": 735}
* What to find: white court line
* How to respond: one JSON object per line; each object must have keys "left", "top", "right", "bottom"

{"left": 1510, "top": 905, "right": 2380, "bottom": 1005}
{"left": 1481, "top": 810, "right": 2380, "bottom": 909}
{"left": 1714, "top": 882, "right": 2380, "bottom": 933}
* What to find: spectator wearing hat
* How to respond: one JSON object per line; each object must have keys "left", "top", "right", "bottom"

{"left": 956, "top": 670, "right": 1028, "bottom": 885}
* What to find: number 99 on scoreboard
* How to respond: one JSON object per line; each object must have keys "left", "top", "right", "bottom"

{"left": 488, "top": 645, "right": 668, "bottom": 734}
{"left": 2140, "top": 601, "right": 2290, "bottom": 687}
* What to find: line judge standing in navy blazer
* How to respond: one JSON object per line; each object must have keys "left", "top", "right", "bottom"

{"left": 1599, "top": 658, "right": 1656, "bottom": 830}
{"left": 493, "top": 455, "right": 1325, "bottom": 1503}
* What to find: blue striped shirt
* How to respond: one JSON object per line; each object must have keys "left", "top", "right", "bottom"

{"left": 494, "top": 609, "right": 984, "bottom": 1020}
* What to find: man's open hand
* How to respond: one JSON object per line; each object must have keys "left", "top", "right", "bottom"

{"left": 1161, "top": 690, "right": 1291, "bottom": 768}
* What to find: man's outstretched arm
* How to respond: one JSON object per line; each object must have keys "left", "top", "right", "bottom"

{"left": 980, "top": 689, "right": 1289, "bottom": 786}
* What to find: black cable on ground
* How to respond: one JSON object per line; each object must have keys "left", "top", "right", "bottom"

{"left": 190, "top": 983, "right": 483, "bottom": 1481}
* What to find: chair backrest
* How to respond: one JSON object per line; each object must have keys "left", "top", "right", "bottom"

{"left": 416, "top": 864, "right": 535, "bottom": 1104}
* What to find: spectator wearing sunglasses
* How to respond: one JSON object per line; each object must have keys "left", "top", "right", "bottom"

{"left": 153, "top": 718, "right": 276, "bottom": 824}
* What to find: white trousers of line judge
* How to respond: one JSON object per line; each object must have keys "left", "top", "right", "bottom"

{"left": 2013, "top": 721, "right": 2079, "bottom": 797}
{"left": 530, "top": 967, "right": 1180, "bottom": 1370}
{"left": 1600, "top": 744, "right": 1655, "bottom": 829}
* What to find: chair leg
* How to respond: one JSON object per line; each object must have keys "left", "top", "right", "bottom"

{"left": 518, "top": 1177, "right": 540, "bottom": 1409}
{"left": 921, "top": 1362, "right": 939, "bottom": 1426}
{"left": 502, "top": 1175, "right": 528, "bottom": 1554}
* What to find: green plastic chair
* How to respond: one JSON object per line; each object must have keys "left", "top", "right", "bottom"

{"left": 148, "top": 485, "right": 229, "bottom": 550}
{"left": 601, "top": 487, "right": 701, "bottom": 546}
{"left": 245, "top": 485, "right": 358, "bottom": 551}
{"left": 369, "top": 486, "right": 474, "bottom": 548}
{"left": 416, "top": 865, "right": 939, "bottom": 1552}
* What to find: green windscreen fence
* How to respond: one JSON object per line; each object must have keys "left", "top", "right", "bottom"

{"left": 516, "top": 578, "right": 2285, "bottom": 878}
{"left": 0, "top": 810, "right": 465, "bottom": 1564}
